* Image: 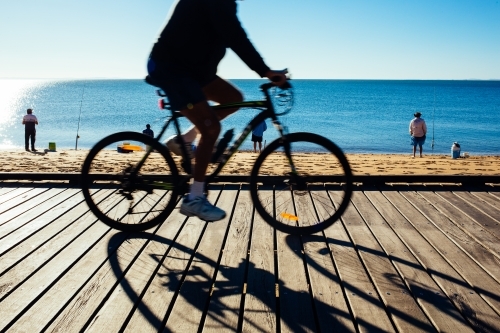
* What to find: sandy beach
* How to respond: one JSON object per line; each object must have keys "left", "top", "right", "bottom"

{"left": 0, "top": 149, "right": 499, "bottom": 176}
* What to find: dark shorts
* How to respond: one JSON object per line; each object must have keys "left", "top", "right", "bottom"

{"left": 251, "top": 134, "right": 263, "bottom": 143}
{"left": 411, "top": 135, "right": 426, "bottom": 147}
{"left": 147, "top": 58, "right": 216, "bottom": 111}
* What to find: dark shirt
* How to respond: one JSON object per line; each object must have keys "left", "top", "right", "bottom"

{"left": 143, "top": 128, "right": 154, "bottom": 137}
{"left": 150, "top": 0, "right": 270, "bottom": 81}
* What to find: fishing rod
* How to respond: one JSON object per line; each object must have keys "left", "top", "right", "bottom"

{"left": 75, "top": 84, "right": 85, "bottom": 150}
{"left": 431, "top": 86, "right": 435, "bottom": 151}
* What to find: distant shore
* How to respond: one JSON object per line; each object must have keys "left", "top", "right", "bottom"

{"left": 0, "top": 149, "right": 499, "bottom": 176}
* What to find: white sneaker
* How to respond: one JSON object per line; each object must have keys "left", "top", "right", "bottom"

{"left": 180, "top": 195, "right": 226, "bottom": 221}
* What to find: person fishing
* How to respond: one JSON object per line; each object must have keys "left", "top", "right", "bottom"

{"left": 22, "top": 108, "right": 38, "bottom": 152}
{"left": 409, "top": 112, "right": 427, "bottom": 158}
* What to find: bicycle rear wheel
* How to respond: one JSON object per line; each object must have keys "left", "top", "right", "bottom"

{"left": 81, "top": 132, "right": 181, "bottom": 232}
{"left": 250, "top": 132, "right": 353, "bottom": 235}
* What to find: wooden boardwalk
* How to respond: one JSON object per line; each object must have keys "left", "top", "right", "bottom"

{"left": 1, "top": 180, "right": 500, "bottom": 332}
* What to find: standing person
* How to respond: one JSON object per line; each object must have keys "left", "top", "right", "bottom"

{"left": 143, "top": 124, "right": 154, "bottom": 137}
{"left": 252, "top": 121, "right": 267, "bottom": 153}
{"left": 22, "top": 108, "right": 38, "bottom": 152}
{"left": 409, "top": 112, "right": 427, "bottom": 158}
{"left": 146, "top": 0, "right": 287, "bottom": 222}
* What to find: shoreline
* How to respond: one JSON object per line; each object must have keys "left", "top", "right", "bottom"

{"left": 0, "top": 149, "right": 499, "bottom": 176}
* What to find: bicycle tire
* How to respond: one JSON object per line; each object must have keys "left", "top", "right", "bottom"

{"left": 249, "top": 132, "right": 353, "bottom": 235}
{"left": 81, "top": 131, "right": 181, "bottom": 232}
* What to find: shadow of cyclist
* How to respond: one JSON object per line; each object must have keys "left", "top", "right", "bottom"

{"left": 107, "top": 232, "right": 357, "bottom": 332}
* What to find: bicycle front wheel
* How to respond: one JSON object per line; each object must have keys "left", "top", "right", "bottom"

{"left": 81, "top": 132, "right": 181, "bottom": 232}
{"left": 250, "top": 132, "right": 353, "bottom": 235}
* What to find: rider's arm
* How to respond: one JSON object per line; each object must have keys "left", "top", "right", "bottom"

{"left": 208, "top": 0, "right": 270, "bottom": 77}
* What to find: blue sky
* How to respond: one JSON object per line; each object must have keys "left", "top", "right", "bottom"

{"left": 1, "top": 0, "right": 499, "bottom": 80}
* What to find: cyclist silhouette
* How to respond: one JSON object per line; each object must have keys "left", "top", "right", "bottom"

{"left": 147, "top": 0, "right": 287, "bottom": 222}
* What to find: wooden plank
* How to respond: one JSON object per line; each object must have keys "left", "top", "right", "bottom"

{"left": 0, "top": 190, "right": 103, "bottom": 295}
{"left": 398, "top": 190, "right": 500, "bottom": 284}
{"left": 371, "top": 188, "right": 496, "bottom": 332}
{"left": 0, "top": 187, "right": 48, "bottom": 217}
{"left": 14, "top": 190, "right": 133, "bottom": 332}
{"left": 452, "top": 190, "right": 500, "bottom": 229}
{"left": 302, "top": 184, "right": 356, "bottom": 332}
{"left": 327, "top": 189, "right": 401, "bottom": 333}
{"left": 123, "top": 204, "right": 205, "bottom": 332}
{"left": 0, "top": 185, "right": 34, "bottom": 203}
{"left": 242, "top": 185, "right": 277, "bottom": 333}
{"left": 468, "top": 190, "right": 500, "bottom": 212}
{"left": 416, "top": 190, "right": 500, "bottom": 258}
{"left": 489, "top": 189, "right": 500, "bottom": 200}
{"left": 0, "top": 187, "right": 69, "bottom": 234}
{"left": 275, "top": 186, "right": 317, "bottom": 333}
{"left": 0, "top": 190, "right": 115, "bottom": 332}
{"left": 0, "top": 182, "right": 21, "bottom": 196}
{"left": 0, "top": 189, "right": 102, "bottom": 273}
{"left": 203, "top": 186, "right": 253, "bottom": 332}
{"left": 347, "top": 190, "right": 439, "bottom": 332}
{"left": 0, "top": 188, "right": 78, "bottom": 249}
{"left": 164, "top": 186, "right": 233, "bottom": 332}
{"left": 0, "top": 192, "right": 123, "bottom": 331}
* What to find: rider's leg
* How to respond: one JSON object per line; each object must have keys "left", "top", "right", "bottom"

{"left": 179, "top": 100, "right": 226, "bottom": 221}
{"left": 202, "top": 76, "right": 243, "bottom": 120}
{"left": 176, "top": 77, "right": 242, "bottom": 148}
{"left": 179, "top": 100, "right": 221, "bottom": 183}
{"left": 181, "top": 125, "right": 199, "bottom": 143}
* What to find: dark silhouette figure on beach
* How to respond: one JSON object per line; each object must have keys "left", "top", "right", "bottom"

{"left": 143, "top": 124, "right": 154, "bottom": 137}
{"left": 22, "top": 108, "right": 38, "bottom": 152}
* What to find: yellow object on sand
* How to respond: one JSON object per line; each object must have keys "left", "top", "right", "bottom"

{"left": 117, "top": 143, "right": 143, "bottom": 153}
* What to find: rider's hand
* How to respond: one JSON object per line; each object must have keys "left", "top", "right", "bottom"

{"left": 265, "top": 69, "right": 288, "bottom": 87}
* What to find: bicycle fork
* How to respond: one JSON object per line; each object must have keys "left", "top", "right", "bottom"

{"left": 273, "top": 121, "right": 304, "bottom": 190}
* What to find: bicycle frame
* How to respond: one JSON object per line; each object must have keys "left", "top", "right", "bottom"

{"left": 135, "top": 82, "right": 295, "bottom": 185}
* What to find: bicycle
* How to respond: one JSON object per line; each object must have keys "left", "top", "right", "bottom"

{"left": 80, "top": 79, "right": 353, "bottom": 235}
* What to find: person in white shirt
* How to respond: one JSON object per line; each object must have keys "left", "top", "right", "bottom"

{"left": 22, "top": 108, "right": 38, "bottom": 152}
{"left": 409, "top": 112, "right": 427, "bottom": 158}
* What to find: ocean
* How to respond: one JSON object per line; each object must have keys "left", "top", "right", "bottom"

{"left": 1, "top": 79, "right": 499, "bottom": 155}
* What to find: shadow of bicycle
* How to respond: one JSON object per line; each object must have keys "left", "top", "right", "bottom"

{"left": 107, "top": 231, "right": 358, "bottom": 332}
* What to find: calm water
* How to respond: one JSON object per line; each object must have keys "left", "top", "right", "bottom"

{"left": 1, "top": 79, "right": 499, "bottom": 155}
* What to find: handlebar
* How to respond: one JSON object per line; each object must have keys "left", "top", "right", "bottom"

{"left": 260, "top": 79, "right": 292, "bottom": 91}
